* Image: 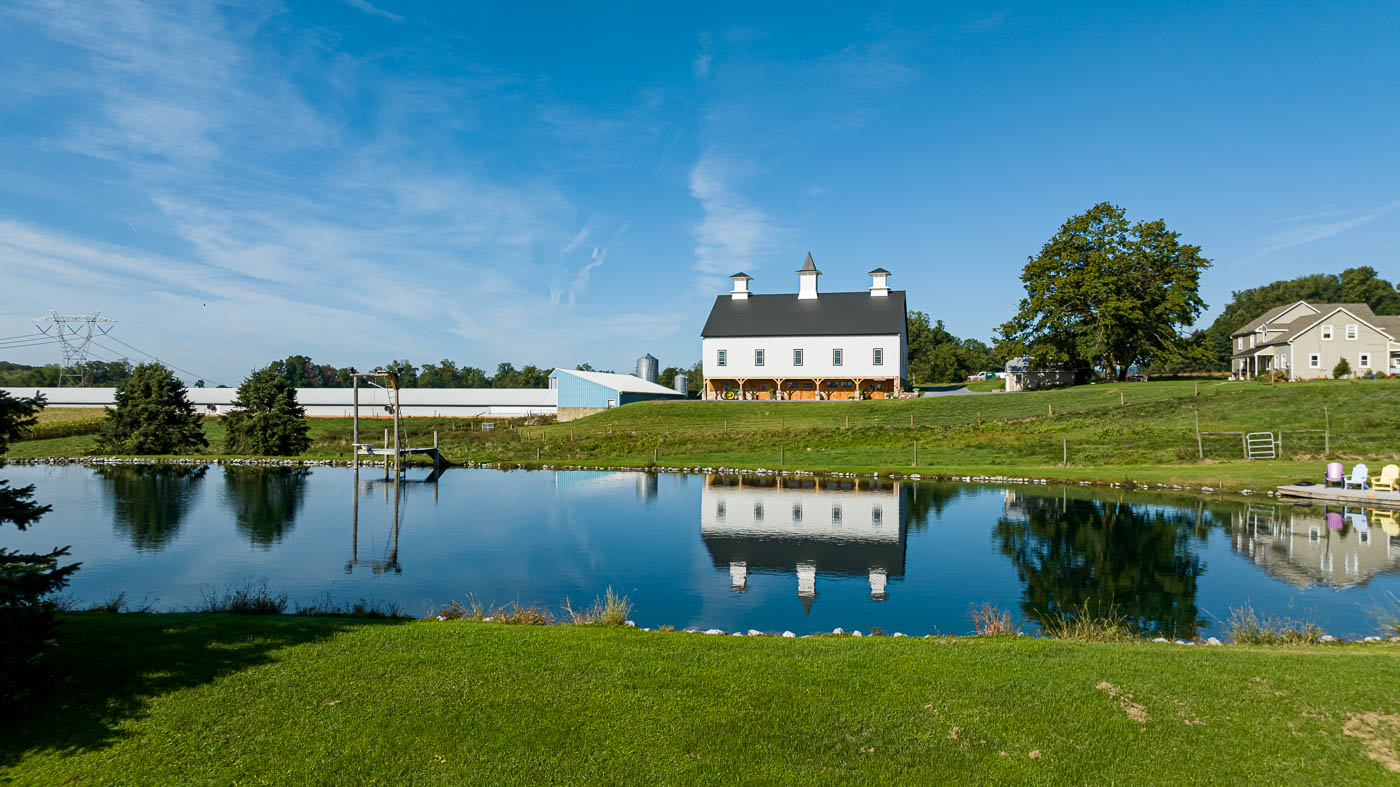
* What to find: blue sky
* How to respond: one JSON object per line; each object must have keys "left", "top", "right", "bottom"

{"left": 1, "top": 1, "right": 1397, "bottom": 384}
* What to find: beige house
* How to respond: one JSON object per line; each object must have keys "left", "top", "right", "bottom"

{"left": 1230, "top": 301, "right": 1400, "bottom": 380}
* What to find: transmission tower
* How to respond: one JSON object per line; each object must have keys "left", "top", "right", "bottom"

{"left": 34, "top": 311, "right": 117, "bottom": 387}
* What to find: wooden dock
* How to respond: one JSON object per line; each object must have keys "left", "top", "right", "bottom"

{"left": 354, "top": 444, "right": 452, "bottom": 471}
{"left": 1276, "top": 484, "right": 1400, "bottom": 509}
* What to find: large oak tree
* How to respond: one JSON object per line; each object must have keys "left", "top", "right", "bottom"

{"left": 998, "top": 202, "right": 1210, "bottom": 380}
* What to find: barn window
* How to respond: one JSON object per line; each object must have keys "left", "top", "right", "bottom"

{"left": 793, "top": 348, "right": 803, "bottom": 366}
{"left": 716, "top": 349, "right": 727, "bottom": 366}
{"left": 873, "top": 348, "right": 884, "bottom": 366}
{"left": 833, "top": 348, "right": 843, "bottom": 366}
{"left": 754, "top": 349, "right": 765, "bottom": 366}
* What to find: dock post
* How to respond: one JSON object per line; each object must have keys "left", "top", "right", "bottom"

{"left": 392, "top": 389, "right": 400, "bottom": 476}
{"left": 352, "top": 377, "right": 359, "bottom": 469}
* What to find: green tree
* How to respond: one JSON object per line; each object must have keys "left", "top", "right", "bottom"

{"left": 97, "top": 363, "right": 208, "bottom": 454}
{"left": 1333, "top": 357, "right": 1351, "bottom": 379}
{"left": 999, "top": 202, "right": 1211, "bottom": 380}
{"left": 223, "top": 468, "right": 309, "bottom": 548}
{"left": 907, "top": 311, "right": 997, "bottom": 384}
{"left": 223, "top": 366, "right": 312, "bottom": 456}
{"left": 0, "top": 391, "right": 80, "bottom": 698}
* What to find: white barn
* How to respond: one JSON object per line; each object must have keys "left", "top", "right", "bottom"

{"left": 700, "top": 254, "right": 909, "bottom": 400}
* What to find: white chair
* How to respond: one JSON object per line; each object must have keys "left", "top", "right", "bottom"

{"left": 1343, "top": 463, "right": 1370, "bottom": 490}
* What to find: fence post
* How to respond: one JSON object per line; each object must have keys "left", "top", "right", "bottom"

{"left": 1194, "top": 410, "right": 1203, "bottom": 460}
{"left": 1277, "top": 428, "right": 1283, "bottom": 458}
{"left": 653, "top": 446, "right": 657, "bottom": 466}
{"left": 1120, "top": 390, "right": 1124, "bottom": 406}
{"left": 537, "top": 446, "right": 541, "bottom": 461}
{"left": 1062, "top": 438, "right": 1067, "bottom": 467}
{"left": 1241, "top": 432, "right": 1249, "bottom": 460}
{"left": 977, "top": 410, "right": 981, "bottom": 429}
{"left": 1324, "top": 406, "right": 1330, "bottom": 454}
{"left": 1048, "top": 403, "right": 1053, "bottom": 417}
{"left": 1194, "top": 382, "right": 1198, "bottom": 397}
{"left": 910, "top": 413, "right": 914, "bottom": 428}
{"left": 913, "top": 440, "right": 918, "bottom": 467}
{"left": 845, "top": 414, "right": 849, "bottom": 429}
{"left": 780, "top": 446, "right": 783, "bottom": 467}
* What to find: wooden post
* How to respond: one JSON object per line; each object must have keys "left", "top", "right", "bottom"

{"left": 352, "top": 377, "right": 359, "bottom": 469}
{"left": 570, "top": 429, "right": 574, "bottom": 441}
{"left": 1194, "top": 381, "right": 1198, "bottom": 397}
{"left": 780, "top": 446, "right": 783, "bottom": 467}
{"left": 1062, "top": 438, "right": 1067, "bottom": 467}
{"left": 392, "top": 391, "right": 400, "bottom": 475}
{"left": 537, "top": 446, "right": 541, "bottom": 461}
{"left": 845, "top": 414, "right": 849, "bottom": 429}
{"left": 1120, "top": 390, "right": 1124, "bottom": 406}
{"left": 652, "top": 446, "right": 657, "bottom": 466}
{"left": 1048, "top": 403, "right": 1053, "bottom": 417}
{"left": 977, "top": 410, "right": 981, "bottom": 429}
{"left": 1241, "top": 432, "right": 1249, "bottom": 460}
{"left": 1324, "top": 406, "right": 1330, "bottom": 454}
{"left": 910, "top": 413, "right": 914, "bottom": 428}
{"left": 1277, "top": 428, "right": 1283, "bottom": 458}
{"left": 1194, "top": 410, "right": 1203, "bottom": 460}
{"left": 913, "top": 440, "right": 918, "bottom": 467}
{"left": 724, "top": 420, "right": 728, "bottom": 434}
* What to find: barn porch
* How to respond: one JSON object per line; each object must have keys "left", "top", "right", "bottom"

{"left": 703, "top": 377, "right": 900, "bottom": 401}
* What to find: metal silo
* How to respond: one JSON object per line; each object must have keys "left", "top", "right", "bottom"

{"left": 635, "top": 353, "right": 659, "bottom": 384}
{"left": 673, "top": 373, "right": 688, "bottom": 395}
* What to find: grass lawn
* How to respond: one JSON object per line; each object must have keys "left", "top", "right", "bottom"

{"left": 7, "top": 379, "right": 1398, "bottom": 492}
{"left": 4, "top": 613, "right": 1399, "bottom": 784}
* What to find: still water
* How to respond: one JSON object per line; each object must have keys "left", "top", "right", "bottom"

{"left": 5, "top": 465, "right": 1399, "bottom": 637}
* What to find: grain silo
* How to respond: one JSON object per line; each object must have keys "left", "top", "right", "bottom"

{"left": 673, "top": 373, "right": 688, "bottom": 395}
{"left": 635, "top": 353, "right": 659, "bottom": 384}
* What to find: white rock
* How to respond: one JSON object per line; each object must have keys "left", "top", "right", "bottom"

{"left": 1152, "top": 637, "right": 1169, "bottom": 643}
{"left": 436, "top": 615, "right": 446, "bottom": 621}
{"left": 1175, "top": 639, "right": 1187, "bottom": 644}
{"left": 1364, "top": 636, "right": 1381, "bottom": 643}
{"left": 1391, "top": 636, "right": 1400, "bottom": 643}
{"left": 832, "top": 627, "right": 845, "bottom": 635}
{"left": 732, "top": 632, "right": 744, "bottom": 637}
{"left": 782, "top": 631, "right": 796, "bottom": 638}
{"left": 747, "top": 629, "right": 764, "bottom": 637}
{"left": 483, "top": 616, "right": 493, "bottom": 622}
{"left": 1321, "top": 634, "right": 1338, "bottom": 643}
{"left": 893, "top": 632, "right": 906, "bottom": 638}
{"left": 624, "top": 620, "right": 637, "bottom": 628}
{"left": 704, "top": 628, "right": 724, "bottom": 635}
{"left": 1207, "top": 637, "right": 1223, "bottom": 646}
{"left": 852, "top": 631, "right": 863, "bottom": 638}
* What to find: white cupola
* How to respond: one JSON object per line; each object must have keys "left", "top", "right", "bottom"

{"left": 729, "top": 272, "right": 752, "bottom": 300}
{"left": 797, "top": 252, "right": 820, "bottom": 300}
{"left": 868, "top": 267, "right": 891, "bottom": 297}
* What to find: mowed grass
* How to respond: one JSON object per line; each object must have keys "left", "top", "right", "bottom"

{"left": 5, "top": 613, "right": 1399, "bottom": 785}
{"left": 7, "top": 380, "right": 1398, "bottom": 491}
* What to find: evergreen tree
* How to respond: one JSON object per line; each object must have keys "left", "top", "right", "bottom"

{"left": 1332, "top": 357, "right": 1351, "bottom": 380}
{"left": 97, "top": 363, "right": 208, "bottom": 454}
{"left": 0, "top": 391, "right": 81, "bottom": 698}
{"left": 223, "top": 366, "right": 312, "bottom": 456}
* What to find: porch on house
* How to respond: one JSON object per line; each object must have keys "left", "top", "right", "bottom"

{"left": 703, "top": 377, "right": 900, "bottom": 401}
{"left": 1236, "top": 350, "right": 1286, "bottom": 380}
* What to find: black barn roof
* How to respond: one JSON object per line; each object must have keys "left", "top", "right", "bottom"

{"left": 701, "top": 291, "right": 907, "bottom": 338}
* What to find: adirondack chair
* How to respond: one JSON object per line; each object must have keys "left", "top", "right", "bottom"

{"left": 1371, "top": 509, "right": 1400, "bottom": 538}
{"left": 1323, "top": 462, "right": 1344, "bottom": 487}
{"left": 1343, "top": 463, "right": 1369, "bottom": 490}
{"left": 1346, "top": 510, "right": 1370, "bottom": 534}
{"left": 1370, "top": 464, "right": 1400, "bottom": 492}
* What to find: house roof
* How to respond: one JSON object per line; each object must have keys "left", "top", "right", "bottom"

{"left": 701, "top": 290, "right": 907, "bottom": 338}
{"left": 1231, "top": 303, "right": 1305, "bottom": 337}
{"left": 550, "top": 368, "right": 684, "bottom": 396}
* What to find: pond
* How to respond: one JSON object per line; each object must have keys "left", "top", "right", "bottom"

{"left": 4, "top": 465, "right": 1398, "bottom": 638}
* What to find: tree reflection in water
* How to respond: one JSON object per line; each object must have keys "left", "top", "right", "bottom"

{"left": 222, "top": 468, "right": 310, "bottom": 549}
{"left": 97, "top": 465, "right": 208, "bottom": 551}
{"left": 994, "top": 493, "right": 1205, "bottom": 639}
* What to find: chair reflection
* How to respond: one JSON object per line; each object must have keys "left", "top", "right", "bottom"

{"left": 1230, "top": 503, "right": 1400, "bottom": 587}
{"left": 700, "top": 474, "right": 908, "bottom": 612}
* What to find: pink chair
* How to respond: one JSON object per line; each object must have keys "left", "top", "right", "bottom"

{"left": 1323, "top": 462, "right": 1344, "bottom": 487}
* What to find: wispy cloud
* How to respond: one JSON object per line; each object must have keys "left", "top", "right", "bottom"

{"left": 344, "top": 0, "right": 403, "bottom": 23}
{"left": 963, "top": 11, "right": 1008, "bottom": 33}
{"left": 693, "top": 31, "right": 714, "bottom": 78}
{"left": 1242, "top": 200, "right": 1400, "bottom": 262}
{"left": 688, "top": 154, "right": 779, "bottom": 289}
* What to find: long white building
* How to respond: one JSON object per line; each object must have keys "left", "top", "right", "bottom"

{"left": 700, "top": 254, "right": 909, "bottom": 400}
{"left": 0, "top": 387, "right": 556, "bottom": 418}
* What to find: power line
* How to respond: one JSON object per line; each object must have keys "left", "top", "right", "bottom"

{"left": 96, "top": 337, "right": 227, "bottom": 388}
{"left": 0, "top": 338, "right": 65, "bottom": 350}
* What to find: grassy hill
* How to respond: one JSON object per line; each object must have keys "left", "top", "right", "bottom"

{"left": 7, "top": 379, "right": 1398, "bottom": 490}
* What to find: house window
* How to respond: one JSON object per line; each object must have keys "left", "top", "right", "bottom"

{"left": 1359, "top": 353, "right": 1371, "bottom": 369}
{"left": 1321, "top": 325, "right": 1333, "bottom": 340}
{"left": 1309, "top": 354, "right": 1320, "bottom": 369}
{"left": 1346, "top": 324, "right": 1358, "bottom": 340}
{"left": 793, "top": 348, "right": 803, "bottom": 366}
{"left": 716, "top": 349, "right": 727, "bottom": 366}
{"left": 1249, "top": 335, "right": 1255, "bottom": 348}
{"left": 1237, "top": 337, "right": 1243, "bottom": 350}
{"left": 873, "top": 348, "right": 884, "bottom": 366}
{"left": 754, "top": 349, "right": 765, "bottom": 366}
{"left": 833, "top": 348, "right": 843, "bottom": 366}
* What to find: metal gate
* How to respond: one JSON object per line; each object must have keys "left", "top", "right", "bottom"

{"left": 1245, "top": 432, "right": 1277, "bottom": 460}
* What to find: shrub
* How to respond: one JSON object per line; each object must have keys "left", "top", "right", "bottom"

{"left": 563, "top": 586, "right": 633, "bottom": 626}
{"left": 1332, "top": 357, "right": 1351, "bottom": 379}
{"left": 0, "top": 391, "right": 81, "bottom": 699}
{"left": 196, "top": 580, "right": 288, "bottom": 615}
{"left": 223, "top": 366, "right": 312, "bottom": 456}
{"left": 969, "top": 603, "right": 1022, "bottom": 636}
{"left": 1038, "top": 601, "right": 1137, "bottom": 642}
{"left": 1225, "top": 604, "right": 1323, "bottom": 645}
{"left": 97, "top": 362, "right": 208, "bottom": 454}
